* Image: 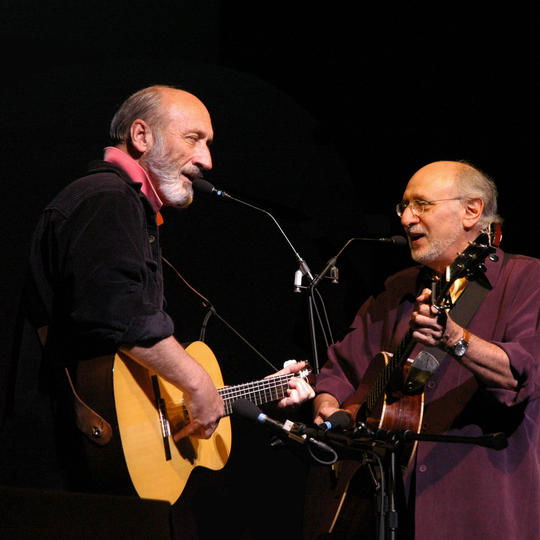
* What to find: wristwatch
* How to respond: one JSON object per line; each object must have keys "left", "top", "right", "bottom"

{"left": 450, "top": 328, "right": 472, "bottom": 358}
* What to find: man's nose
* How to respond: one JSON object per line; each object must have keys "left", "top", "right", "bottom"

{"left": 401, "top": 204, "right": 419, "bottom": 228}
{"left": 194, "top": 145, "right": 212, "bottom": 171}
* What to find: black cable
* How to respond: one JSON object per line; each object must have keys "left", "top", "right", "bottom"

{"left": 161, "top": 255, "right": 279, "bottom": 372}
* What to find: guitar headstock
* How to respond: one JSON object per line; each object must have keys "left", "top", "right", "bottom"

{"left": 298, "top": 364, "right": 312, "bottom": 381}
{"left": 283, "top": 360, "right": 312, "bottom": 380}
{"left": 445, "top": 232, "right": 497, "bottom": 285}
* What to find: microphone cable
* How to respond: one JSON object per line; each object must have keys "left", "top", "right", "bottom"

{"left": 161, "top": 255, "right": 279, "bottom": 372}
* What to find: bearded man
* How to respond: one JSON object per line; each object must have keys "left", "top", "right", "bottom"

{"left": 314, "top": 161, "right": 540, "bottom": 538}
{"left": 19, "top": 85, "right": 311, "bottom": 492}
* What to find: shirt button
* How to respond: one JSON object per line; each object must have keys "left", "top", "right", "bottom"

{"left": 427, "top": 381, "right": 436, "bottom": 389}
{"left": 149, "top": 235, "right": 156, "bottom": 243}
{"left": 419, "top": 464, "right": 428, "bottom": 473}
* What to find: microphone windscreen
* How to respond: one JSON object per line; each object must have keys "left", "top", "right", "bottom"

{"left": 192, "top": 178, "right": 215, "bottom": 194}
{"left": 232, "top": 398, "right": 262, "bottom": 421}
{"left": 325, "top": 410, "right": 352, "bottom": 429}
{"left": 390, "top": 235, "right": 408, "bottom": 247}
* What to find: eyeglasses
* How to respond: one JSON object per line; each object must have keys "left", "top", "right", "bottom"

{"left": 395, "top": 198, "right": 465, "bottom": 218}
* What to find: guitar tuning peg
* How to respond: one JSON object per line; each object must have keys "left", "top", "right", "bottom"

{"left": 283, "top": 360, "right": 298, "bottom": 368}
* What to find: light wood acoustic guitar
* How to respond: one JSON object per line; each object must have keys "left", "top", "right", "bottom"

{"left": 101, "top": 341, "right": 309, "bottom": 504}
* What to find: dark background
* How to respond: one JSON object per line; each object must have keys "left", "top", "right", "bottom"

{"left": 1, "top": 2, "right": 538, "bottom": 538}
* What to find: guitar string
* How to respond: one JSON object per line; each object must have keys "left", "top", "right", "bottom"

{"left": 171, "top": 372, "right": 304, "bottom": 416}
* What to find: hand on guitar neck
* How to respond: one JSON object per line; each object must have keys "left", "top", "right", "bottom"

{"left": 410, "top": 288, "right": 463, "bottom": 349}
{"left": 268, "top": 360, "right": 315, "bottom": 408}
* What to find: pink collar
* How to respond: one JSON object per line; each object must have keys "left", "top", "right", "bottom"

{"left": 104, "top": 146, "right": 163, "bottom": 212}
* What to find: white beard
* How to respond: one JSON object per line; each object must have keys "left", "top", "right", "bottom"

{"left": 141, "top": 136, "right": 194, "bottom": 208}
{"left": 410, "top": 223, "right": 463, "bottom": 267}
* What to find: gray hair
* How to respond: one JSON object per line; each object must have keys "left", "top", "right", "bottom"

{"left": 109, "top": 85, "right": 179, "bottom": 144}
{"left": 456, "top": 161, "right": 503, "bottom": 229}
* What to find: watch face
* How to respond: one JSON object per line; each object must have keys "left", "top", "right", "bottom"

{"left": 454, "top": 340, "right": 467, "bottom": 357}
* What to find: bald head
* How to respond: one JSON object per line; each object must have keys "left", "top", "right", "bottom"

{"left": 411, "top": 161, "right": 469, "bottom": 184}
{"left": 407, "top": 161, "right": 501, "bottom": 229}
{"left": 109, "top": 85, "right": 211, "bottom": 146}
{"left": 400, "top": 161, "right": 500, "bottom": 271}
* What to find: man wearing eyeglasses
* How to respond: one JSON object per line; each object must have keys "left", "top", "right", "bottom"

{"left": 312, "top": 161, "right": 540, "bottom": 538}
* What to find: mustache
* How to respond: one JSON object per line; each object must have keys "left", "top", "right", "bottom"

{"left": 182, "top": 167, "right": 205, "bottom": 182}
{"left": 406, "top": 226, "right": 426, "bottom": 236}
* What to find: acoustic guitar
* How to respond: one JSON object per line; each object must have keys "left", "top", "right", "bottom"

{"left": 76, "top": 341, "right": 309, "bottom": 504}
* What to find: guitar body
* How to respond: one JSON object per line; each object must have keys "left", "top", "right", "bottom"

{"left": 74, "top": 341, "right": 306, "bottom": 503}
{"left": 113, "top": 341, "right": 232, "bottom": 504}
{"left": 343, "top": 351, "right": 424, "bottom": 468}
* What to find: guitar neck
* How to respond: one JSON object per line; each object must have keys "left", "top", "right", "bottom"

{"left": 366, "top": 330, "right": 415, "bottom": 411}
{"left": 366, "top": 278, "right": 454, "bottom": 411}
{"left": 219, "top": 373, "right": 296, "bottom": 416}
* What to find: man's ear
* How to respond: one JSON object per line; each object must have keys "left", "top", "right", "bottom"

{"left": 129, "top": 119, "right": 153, "bottom": 153}
{"left": 462, "top": 198, "right": 484, "bottom": 230}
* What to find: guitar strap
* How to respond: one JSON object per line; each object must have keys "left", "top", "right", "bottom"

{"left": 404, "top": 253, "right": 510, "bottom": 394}
{"left": 64, "top": 366, "right": 113, "bottom": 446}
{"left": 31, "top": 322, "right": 113, "bottom": 445}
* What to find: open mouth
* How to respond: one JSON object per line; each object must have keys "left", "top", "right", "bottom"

{"left": 408, "top": 232, "right": 426, "bottom": 245}
{"left": 180, "top": 172, "right": 193, "bottom": 184}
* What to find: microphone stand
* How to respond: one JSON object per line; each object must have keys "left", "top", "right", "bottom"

{"left": 308, "top": 236, "right": 405, "bottom": 373}
{"left": 193, "top": 180, "right": 406, "bottom": 375}
{"left": 194, "top": 180, "right": 335, "bottom": 373}
{"left": 214, "top": 191, "right": 315, "bottom": 285}
{"left": 300, "top": 426, "right": 508, "bottom": 540}
{"left": 219, "top": 192, "right": 333, "bottom": 375}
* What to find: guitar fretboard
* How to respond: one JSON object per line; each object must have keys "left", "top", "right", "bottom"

{"left": 219, "top": 373, "right": 299, "bottom": 416}
{"left": 366, "top": 330, "right": 416, "bottom": 411}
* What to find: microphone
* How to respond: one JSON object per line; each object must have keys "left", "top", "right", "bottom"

{"left": 482, "top": 432, "right": 508, "bottom": 451}
{"left": 320, "top": 410, "right": 352, "bottom": 432}
{"left": 311, "top": 235, "right": 407, "bottom": 289}
{"left": 232, "top": 398, "right": 289, "bottom": 432}
{"left": 375, "top": 235, "right": 407, "bottom": 247}
{"left": 401, "top": 430, "right": 508, "bottom": 450}
{"left": 192, "top": 178, "right": 231, "bottom": 198}
{"left": 192, "top": 179, "right": 314, "bottom": 291}
{"left": 232, "top": 399, "right": 334, "bottom": 452}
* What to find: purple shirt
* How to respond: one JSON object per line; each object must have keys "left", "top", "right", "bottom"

{"left": 316, "top": 249, "right": 540, "bottom": 538}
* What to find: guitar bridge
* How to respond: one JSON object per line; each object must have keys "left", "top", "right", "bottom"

{"left": 151, "top": 375, "right": 172, "bottom": 461}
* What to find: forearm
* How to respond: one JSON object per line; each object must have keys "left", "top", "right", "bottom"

{"left": 443, "top": 323, "right": 518, "bottom": 390}
{"left": 119, "top": 335, "right": 209, "bottom": 393}
{"left": 120, "top": 336, "right": 224, "bottom": 440}
{"left": 412, "top": 290, "right": 519, "bottom": 391}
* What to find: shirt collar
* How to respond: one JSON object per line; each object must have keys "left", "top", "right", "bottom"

{"left": 103, "top": 146, "right": 163, "bottom": 212}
